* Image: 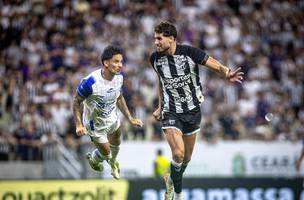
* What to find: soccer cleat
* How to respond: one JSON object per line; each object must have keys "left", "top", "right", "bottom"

{"left": 86, "top": 152, "right": 104, "bottom": 172}
{"left": 109, "top": 160, "right": 120, "bottom": 180}
{"left": 163, "top": 173, "right": 174, "bottom": 200}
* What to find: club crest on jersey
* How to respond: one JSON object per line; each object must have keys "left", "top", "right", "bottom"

{"left": 176, "top": 61, "right": 186, "bottom": 70}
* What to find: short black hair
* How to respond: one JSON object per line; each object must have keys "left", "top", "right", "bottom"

{"left": 101, "top": 45, "right": 123, "bottom": 65}
{"left": 154, "top": 21, "right": 177, "bottom": 39}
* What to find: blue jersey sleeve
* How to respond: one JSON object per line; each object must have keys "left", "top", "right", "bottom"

{"left": 76, "top": 76, "right": 96, "bottom": 98}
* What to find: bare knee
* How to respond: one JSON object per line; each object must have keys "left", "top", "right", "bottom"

{"left": 108, "top": 132, "right": 121, "bottom": 146}
{"left": 102, "top": 148, "right": 111, "bottom": 155}
{"left": 94, "top": 141, "right": 111, "bottom": 156}
{"left": 172, "top": 149, "right": 184, "bottom": 163}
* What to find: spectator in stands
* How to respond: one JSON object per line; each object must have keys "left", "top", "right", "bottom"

{"left": 0, "top": 0, "right": 303, "bottom": 161}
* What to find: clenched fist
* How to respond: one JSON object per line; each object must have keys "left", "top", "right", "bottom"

{"left": 76, "top": 126, "right": 87, "bottom": 136}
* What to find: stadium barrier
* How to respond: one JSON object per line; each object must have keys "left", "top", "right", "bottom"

{"left": 127, "top": 177, "right": 303, "bottom": 200}
{"left": 0, "top": 180, "right": 129, "bottom": 200}
{"left": 0, "top": 178, "right": 302, "bottom": 200}
{"left": 118, "top": 141, "right": 301, "bottom": 177}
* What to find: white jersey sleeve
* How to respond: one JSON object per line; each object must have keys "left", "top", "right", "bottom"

{"left": 76, "top": 69, "right": 123, "bottom": 131}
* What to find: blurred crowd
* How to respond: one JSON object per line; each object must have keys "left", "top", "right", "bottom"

{"left": 0, "top": 0, "right": 303, "bottom": 161}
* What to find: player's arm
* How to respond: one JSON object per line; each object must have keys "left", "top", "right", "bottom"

{"left": 205, "top": 56, "right": 231, "bottom": 78}
{"left": 117, "top": 93, "right": 143, "bottom": 127}
{"left": 152, "top": 78, "right": 162, "bottom": 121}
{"left": 205, "top": 57, "right": 243, "bottom": 83}
{"left": 186, "top": 45, "right": 243, "bottom": 83}
{"left": 73, "top": 77, "right": 94, "bottom": 136}
{"left": 72, "top": 93, "right": 86, "bottom": 136}
{"left": 149, "top": 53, "right": 162, "bottom": 120}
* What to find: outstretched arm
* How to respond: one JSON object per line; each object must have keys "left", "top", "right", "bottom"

{"left": 205, "top": 56, "right": 243, "bottom": 83}
{"left": 117, "top": 93, "right": 143, "bottom": 127}
{"left": 72, "top": 93, "right": 87, "bottom": 136}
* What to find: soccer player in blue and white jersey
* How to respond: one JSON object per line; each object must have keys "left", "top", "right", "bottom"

{"left": 73, "top": 45, "right": 143, "bottom": 179}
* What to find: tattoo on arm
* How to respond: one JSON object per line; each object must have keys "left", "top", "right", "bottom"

{"left": 73, "top": 94, "right": 85, "bottom": 127}
{"left": 205, "top": 56, "right": 231, "bottom": 78}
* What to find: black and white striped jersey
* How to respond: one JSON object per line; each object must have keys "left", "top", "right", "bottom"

{"left": 150, "top": 44, "right": 209, "bottom": 114}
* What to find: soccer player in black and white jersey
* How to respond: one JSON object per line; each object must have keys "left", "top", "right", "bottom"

{"left": 150, "top": 21, "right": 244, "bottom": 200}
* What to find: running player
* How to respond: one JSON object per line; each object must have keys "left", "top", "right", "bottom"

{"left": 150, "top": 21, "right": 243, "bottom": 200}
{"left": 73, "top": 45, "right": 143, "bottom": 179}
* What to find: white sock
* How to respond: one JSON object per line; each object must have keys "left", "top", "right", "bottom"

{"left": 171, "top": 160, "right": 182, "bottom": 171}
{"left": 174, "top": 192, "right": 183, "bottom": 199}
{"left": 92, "top": 149, "right": 111, "bottom": 162}
{"left": 91, "top": 149, "right": 103, "bottom": 162}
{"left": 110, "top": 144, "right": 120, "bottom": 161}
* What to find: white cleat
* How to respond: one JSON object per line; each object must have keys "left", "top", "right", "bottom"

{"left": 109, "top": 160, "right": 120, "bottom": 180}
{"left": 163, "top": 173, "right": 174, "bottom": 200}
{"left": 86, "top": 152, "right": 104, "bottom": 172}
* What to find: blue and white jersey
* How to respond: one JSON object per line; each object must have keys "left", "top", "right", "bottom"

{"left": 77, "top": 69, "right": 123, "bottom": 131}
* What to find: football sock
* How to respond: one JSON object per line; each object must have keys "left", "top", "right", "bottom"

{"left": 170, "top": 160, "right": 183, "bottom": 193}
{"left": 110, "top": 144, "right": 120, "bottom": 161}
{"left": 92, "top": 149, "right": 111, "bottom": 163}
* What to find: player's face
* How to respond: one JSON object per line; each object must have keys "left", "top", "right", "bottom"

{"left": 154, "top": 33, "right": 174, "bottom": 53}
{"left": 105, "top": 54, "right": 123, "bottom": 75}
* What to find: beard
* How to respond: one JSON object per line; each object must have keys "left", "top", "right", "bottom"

{"left": 156, "top": 45, "right": 170, "bottom": 53}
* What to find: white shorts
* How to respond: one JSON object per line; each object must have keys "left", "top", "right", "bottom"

{"left": 86, "top": 120, "right": 120, "bottom": 143}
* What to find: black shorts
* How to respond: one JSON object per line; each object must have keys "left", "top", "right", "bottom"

{"left": 161, "top": 107, "right": 201, "bottom": 135}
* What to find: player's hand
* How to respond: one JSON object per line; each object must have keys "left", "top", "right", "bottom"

{"left": 227, "top": 67, "right": 244, "bottom": 83}
{"left": 76, "top": 126, "right": 87, "bottom": 136}
{"left": 129, "top": 118, "right": 143, "bottom": 128}
{"left": 153, "top": 107, "right": 161, "bottom": 121}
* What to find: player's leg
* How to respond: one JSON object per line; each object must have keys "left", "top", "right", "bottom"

{"left": 108, "top": 127, "right": 121, "bottom": 161}
{"left": 170, "top": 108, "right": 201, "bottom": 199}
{"left": 107, "top": 127, "right": 121, "bottom": 179}
{"left": 87, "top": 139, "right": 111, "bottom": 172}
{"left": 164, "top": 127, "right": 185, "bottom": 200}
{"left": 182, "top": 107, "right": 201, "bottom": 173}
{"left": 182, "top": 132, "right": 197, "bottom": 172}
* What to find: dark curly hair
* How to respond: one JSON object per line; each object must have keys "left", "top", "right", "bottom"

{"left": 154, "top": 21, "right": 177, "bottom": 39}
{"left": 101, "top": 45, "right": 123, "bottom": 65}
